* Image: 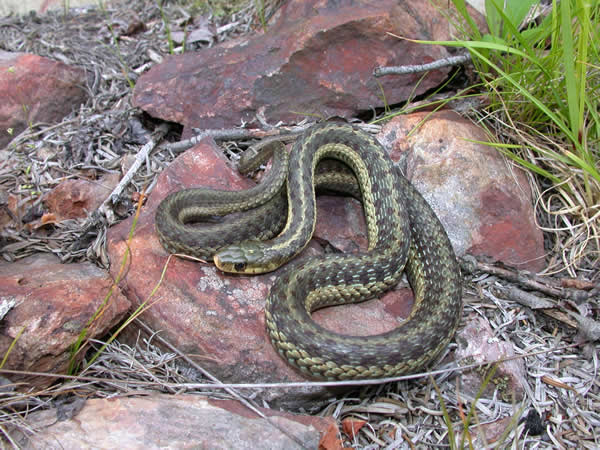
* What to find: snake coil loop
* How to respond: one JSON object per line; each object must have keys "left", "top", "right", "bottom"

{"left": 155, "top": 122, "right": 462, "bottom": 380}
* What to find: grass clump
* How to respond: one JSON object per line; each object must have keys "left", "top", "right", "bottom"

{"left": 462, "top": 0, "right": 599, "bottom": 276}
{"left": 416, "top": 0, "right": 599, "bottom": 276}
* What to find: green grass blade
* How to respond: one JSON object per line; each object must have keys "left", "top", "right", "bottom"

{"left": 519, "top": 12, "right": 553, "bottom": 48}
{"left": 485, "top": 0, "right": 537, "bottom": 41}
{"left": 486, "top": 0, "right": 544, "bottom": 62}
{"left": 402, "top": 36, "right": 547, "bottom": 73}
{"left": 559, "top": 0, "right": 580, "bottom": 138}
{"left": 576, "top": 0, "right": 591, "bottom": 141}
{"left": 503, "top": 0, "right": 538, "bottom": 32}
{"left": 430, "top": 376, "right": 458, "bottom": 448}
{"left": 467, "top": 48, "right": 579, "bottom": 144}
{"left": 0, "top": 326, "right": 26, "bottom": 369}
{"left": 485, "top": 0, "right": 502, "bottom": 37}
{"left": 68, "top": 190, "right": 147, "bottom": 374}
{"left": 392, "top": 31, "right": 600, "bottom": 183}
{"left": 464, "top": 138, "right": 564, "bottom": 182}
{"left": 494, "top": 403, "right": 528, "bottom": 446}
{"left": 498, "top": 148, "right": 562, "bottom": 183}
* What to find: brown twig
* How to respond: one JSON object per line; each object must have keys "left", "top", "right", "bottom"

{"left": 463, "top": 255, "right": 600, "bottom": 339}
{"left": 461, "top": 255, "right": 596, "bottom": 302}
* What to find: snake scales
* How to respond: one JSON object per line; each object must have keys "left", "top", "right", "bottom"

{"left": 155, "top": 121, "right": 462, "bottom": 380}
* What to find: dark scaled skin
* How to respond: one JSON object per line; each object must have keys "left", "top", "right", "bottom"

{"left": 156, "top": 122, "right": 463, "bottom": 380}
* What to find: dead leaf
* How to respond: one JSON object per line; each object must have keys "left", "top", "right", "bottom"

{"left": 41, "top": 212, "right": 57, "bottom": 224}
{"left": 341, "top": 417, "right": 367, "bottom": 437}
{"left": 318, "top": 422, "right": 344, "bottom": 450}
{"left": 541, "top": 375, "right": 575, "bottom": 392}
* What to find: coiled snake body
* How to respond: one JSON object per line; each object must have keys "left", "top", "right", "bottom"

{"left": 155, "top": 122, "right": 462, "bottom": 380}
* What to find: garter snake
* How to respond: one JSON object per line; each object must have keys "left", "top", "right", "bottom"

{"left": 155, "top": 121, "right": 462, "bottom": 380}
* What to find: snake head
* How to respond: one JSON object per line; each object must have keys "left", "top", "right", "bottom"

{"left": 214, "top": 240, "right": 278, "bottom": 274}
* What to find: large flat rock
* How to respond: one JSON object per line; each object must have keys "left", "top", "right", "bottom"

{"left": 132, "top": 0, "right": 473, "bottom": 129}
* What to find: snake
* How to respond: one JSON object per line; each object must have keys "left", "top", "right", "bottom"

{"left": 155, "top": 121, "right": 462, "bottom": 380}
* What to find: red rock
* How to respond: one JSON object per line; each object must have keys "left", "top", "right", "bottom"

{"left": 11, "top": 393, "right": 335, "bottom": 449}
{"left": 0, "top": 50, "right": 88, "bottom": 148}
{"left": 454, "top": 314, "right": 527, "bottom": 401}
{"left": 44, "top": 173, "right": 121, "bottom": 220}
{"left": 381, "top": 110, "right": 545, "bottom": 272}
{"left": 106, "top": 137, "right": 415, "bottom": 407}
{"left": 133, "top": 0, "right": 477, "bottom": 129}
{"left": 0, "top": 254, "right": 131, "bottom": 389}
{"left": 458, "top": 416, "right": 513, "bottom": 447}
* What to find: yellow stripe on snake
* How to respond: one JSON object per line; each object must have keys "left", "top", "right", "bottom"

{"left": 155, "top": 121, "right": 462, "bottom": 380}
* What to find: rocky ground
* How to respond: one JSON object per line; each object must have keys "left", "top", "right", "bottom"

{"left": 0, "top": 0, "right": 598, "bottom": 448}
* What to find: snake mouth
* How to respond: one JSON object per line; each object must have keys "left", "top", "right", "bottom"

{"left": 213, "top": 253, "right": 247, "bottom": 273}
{"left": 213, "top": 243, "right": 276, "bottom": 274}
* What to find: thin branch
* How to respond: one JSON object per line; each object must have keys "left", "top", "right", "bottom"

{"left": 165, "top": 125, "right": 308, "bottom": 154}
{"left": 464, "top": 255, "right": 600, "bottom": 339}
{"left": 565, "top": 311, "right": 600, "bottom": 341}
{"left": 461, "top": 255, "right": 596, "bottom": 302}
{"left": 374, "top": 54, "right": 471, "bottom": 77}
{"left": 103, "top": 123, "right": 169, "bottom": 209}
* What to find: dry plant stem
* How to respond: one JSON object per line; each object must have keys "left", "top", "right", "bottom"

{"left": 165, "top": 121, "right": 379, "bottom": 155}
{"left": 464, "top": 255, "right": 600, "bottom": 340}
{"left": 133, "top": 319, "right": 311, "bottom": 450}
{"left": 564, "top": 311, "right": 600, "bottom": 341}
{"left": 504, "top": 286, "right": 556, "bottom": 310}
{"left": 1, "top": 424, "right": 19, "bottom": 449}
{"left": 373, "top": 53, "right": 471, "bottom": 77}
{"left": 503, "top": 285, "right": 584, "bottom": 331}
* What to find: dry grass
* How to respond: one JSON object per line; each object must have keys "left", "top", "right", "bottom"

{"left": 466, "top": 102, "right": 600, "bottom": 281}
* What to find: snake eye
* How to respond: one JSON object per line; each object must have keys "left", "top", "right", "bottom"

{"left": 234, "top": 262, "right": 246, "bottom": 272}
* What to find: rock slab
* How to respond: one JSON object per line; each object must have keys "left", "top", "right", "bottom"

{"left": 14, "top": 393, "right": 336, "bottom": 449}
{"left": 0, "top": 254, "right": 131, "bottom": 389}
{"left": 381, "top": 111, "right": 545, "bottom": 271}
{"left": 44, "top": 172, "right": 121, "bottom": 221}
{"left": 132, "top": 0, "right": 464, "bottom": 129}
{"left": 455, "top": 314, "right": 527, "bottom": 401}
{"left": 0, "top": 51, "right": 87, "bottom": 148}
